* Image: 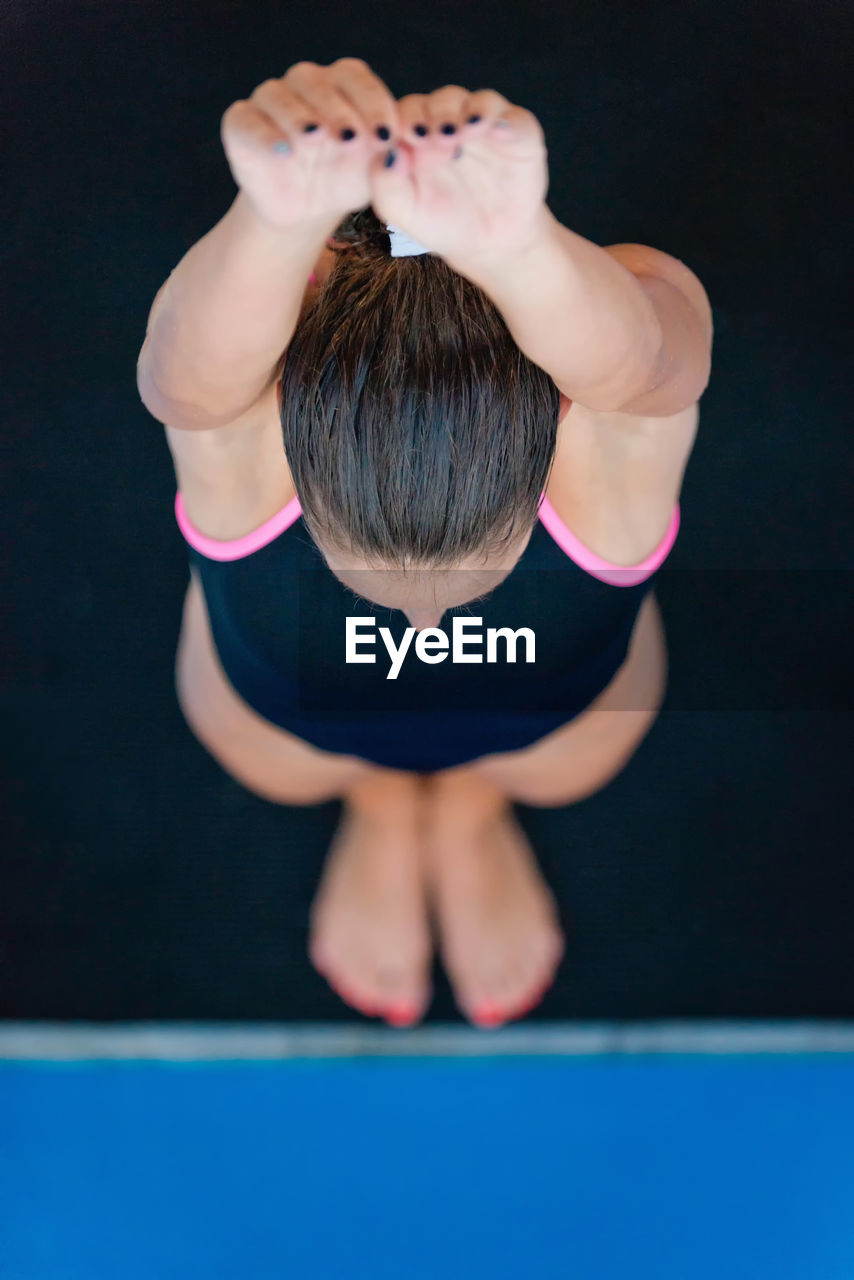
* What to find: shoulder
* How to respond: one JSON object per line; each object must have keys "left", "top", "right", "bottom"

{"left": 544, "top": 393, "right": 699, "bottom": 566}
{"left": 162, "top": 377, "right": 296, "bottom": 542}
{"left": 152, "top": 250, "right": 342, "bottom": 543}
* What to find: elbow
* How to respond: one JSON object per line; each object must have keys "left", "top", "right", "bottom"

{"left": 615, "top": 345, "right": 712, "bottom": 416}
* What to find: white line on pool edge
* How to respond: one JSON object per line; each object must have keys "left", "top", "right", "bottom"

{"left": 1, "top": 1021, "right": 854, "bottom": 1059}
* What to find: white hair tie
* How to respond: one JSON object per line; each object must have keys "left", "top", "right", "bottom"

{"left": 385, "top": 223, "right": 430, "bottom": 258}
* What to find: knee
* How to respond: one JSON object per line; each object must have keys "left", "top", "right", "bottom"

{"left": 546, "top": 706, "right": 662, "bottom": 808}
{"left": 496, "top": 703, "right": 663, "bottom": 810}
{"left": 176, "top": 697, "right": 361, "bottom": 807}
{"left": 223, "top": 754, "right": 361, "bottom": 807}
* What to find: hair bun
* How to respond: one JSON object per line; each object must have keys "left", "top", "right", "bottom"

{"left": 330, "top": 206, "right": 389, "bottom": 256}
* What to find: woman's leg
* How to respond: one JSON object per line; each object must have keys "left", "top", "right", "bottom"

{"left": 438, "top": 589, "right": 668, "bottom": 808}
{"left": 175, "top": 574, "right": 434, "bottom": 1025}
{"left": 307, "top": 765, "right": 435, "bottom": 1027}
{"left": 176, "top": 568, "right": 399, "bottom": 805}
{"left": 418, "top": 592, "right": 668, "bottom": 1027}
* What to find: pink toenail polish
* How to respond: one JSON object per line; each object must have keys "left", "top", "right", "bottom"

{"left": 472, "top": 1004, "right": 505, "bottom": 1028}
{"left": 385, "top": 1002, "right": 418, "bottom": 1027}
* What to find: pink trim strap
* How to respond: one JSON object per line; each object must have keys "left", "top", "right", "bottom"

{"left": 537, "top": 493, "right": 679, "bottom": 586}
{"left": 175, "top": 488, "right": 679, "bottom": 582}
{"left": 174, "top": 491, "right": 303, "bottom": 562}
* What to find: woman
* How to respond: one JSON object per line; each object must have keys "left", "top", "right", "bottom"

{"left": 137, "top": 59, "right": 712, "bottom": 1031}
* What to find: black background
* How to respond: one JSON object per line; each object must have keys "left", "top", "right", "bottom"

{"left": 1, "top": 0, "right": 852, "bottom": 1021}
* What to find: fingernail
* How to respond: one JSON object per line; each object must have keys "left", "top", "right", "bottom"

{"left": 384, "top": 148, "right": 397, "bottom": 169}
{"left": 375, "top": 124, "right": 391, "bottom": 141}
{"left": 272, "top": 140, "right": 292, "bottom": 154}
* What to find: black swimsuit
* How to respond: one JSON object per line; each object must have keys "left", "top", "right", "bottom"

{"left": 176, "top": 488, "right": 679, "bottom": 773}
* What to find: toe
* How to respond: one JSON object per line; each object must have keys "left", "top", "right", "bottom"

{"left": 540, "top": 929, "right": 566, "bottom": 983}
{"left": 455, "top": 960, "right": 502, "bottom": 1025}
{"left": 313, "top": 943, "right": 378, "bottom": 1016}
{"left": 517, "top": 937, "right": 562, "bottom": 1013}
{"left": 327, "top": 966, "right": 382, "bottom": 1018}
{"left": 497, "top": 963, "right": 541, "bottom": 1023}
{"left": 506, "top": 970, "right": 552, "bottom": 1021}
{"left": 483, "top": 959, "right": 519, "bottom": 1016}
{"left": 308, "top": 934, "right": 331, "bottom": 975}
{"left": 375, "top": 963, "right": 431, "bottom": 1026}
{"left": 464, "top": 967, "right": 514, "bottom": 1028}
{"left": 483, "top": 948, "right": 558, "bottom": 1025}
{"left": 385, "top": 993, "right": 430, "bottom": 1027}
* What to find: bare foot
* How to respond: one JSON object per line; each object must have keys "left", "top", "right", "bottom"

{"left": 308, "top": 772, "right": 434, "bottom": 1027}
{"left": 422, "top": 773, "right": 565, "bottom": 1027}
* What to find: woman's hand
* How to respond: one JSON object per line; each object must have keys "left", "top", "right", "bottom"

{"left": 370, "top": 85, "right": 551, "bottom": 271}
{"left": 220, "top": 58, "right": 404, "bottom": 233}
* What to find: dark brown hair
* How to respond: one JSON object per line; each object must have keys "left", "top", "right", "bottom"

{"left": 276, "top": 205, "right": 561, "bottom": 571}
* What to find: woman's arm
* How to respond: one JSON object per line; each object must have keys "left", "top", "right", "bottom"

{"left": 460, "top": 207, "right": 713, "bottom": 417}
{"left": 137, "top": 191, "right": 337, "bottom": 429}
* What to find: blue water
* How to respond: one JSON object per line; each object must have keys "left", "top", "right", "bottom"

{"left": 2, "top": 1057, "right": 853, "bottom": 1279}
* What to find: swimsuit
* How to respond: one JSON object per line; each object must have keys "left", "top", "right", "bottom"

{"left": 175, "top": 485, "right": 678, "bottom": 773}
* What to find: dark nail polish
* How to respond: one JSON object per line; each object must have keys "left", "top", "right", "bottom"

{"left": 440, "top": 122, "right": 457, "bottom": 135}
{"left": 466, "top": 114, "right": 482, "bottom": 125}
{"left": 414, "top": 123, "right": 429, "bottom": 137}
{"left": 303, "top": 122, "right": 319, "bottom": 133}
{"left": 375, "top": 124, "right": 390, "bottom": 141}
{"left": 340, "top": 127, "right": 356, "bottom": 141}
{"left": 384, "top": 149, "right": 397, "bottom": 168}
